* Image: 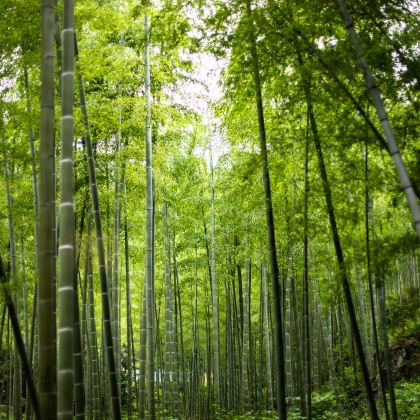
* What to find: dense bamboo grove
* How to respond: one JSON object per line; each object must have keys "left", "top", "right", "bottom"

{"left": 0, "top": 0, "right": 419, "bottom": 419}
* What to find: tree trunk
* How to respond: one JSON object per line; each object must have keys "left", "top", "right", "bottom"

{"left": 144, "top": 12, "right": 155, "bottom": 419}
{"left": 57, "top": 0, "right": 76, "bottom": 417}
{"left": 124, "top": 202, "right": 133, "bottom": 419}
{"left": 302, "top": 116, "right": 312, "bottom": 419}
{"left": 208, "top": 149, "right": 221, "bottom": 408}
{"left": 366, "top": 177, "right": 398, "bottom": 420}
{"left": 173, "top": 234, "right": 186, "bottom": 415}
{"left": 336, "top": 0, "right": 420, "bottom": 238}
{"left": 241, "top": 257, "right": 251, "bottom": 412}
{"left": 76, "top": 36, "right": 121, "bottom": 420}
{"left": 112, "top": 136, "right": 121, "bottom": 399}
{"left": 0, "top": 257, "right": 40, "bottom": 419}
{"left": 2, "top": 128, "right": 22, "bottom": 420}
{"left": 301, "top": 71, "right": 379, "bottom": 418}
{"left": 39, "top": 2, "right": 57, "bottom": 418}
{"left": 247, "top": 3, "right": 287, "bottom": 417}
{"left": 163, "top": 203, "right": 177, "bottom": 416}
{"left": 314, "top": 284, "right": 345, "bottom": 417}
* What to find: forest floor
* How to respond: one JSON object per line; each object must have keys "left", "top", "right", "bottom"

{"left": 221, "top": 335, "right": 420, "bottom": 419}
{"left": 223, "top": 380, "right": 419, "bottom": 419}
{"left": 0, "top": 334, "right": 418, "bottom": 419}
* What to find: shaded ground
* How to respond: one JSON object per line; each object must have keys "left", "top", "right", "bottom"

{"left": 391, "top": 332, "right": 420, "bottom": 382}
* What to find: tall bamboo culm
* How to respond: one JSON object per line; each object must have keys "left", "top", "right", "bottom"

{"left": 241, "top": 257, "right": 251, "bottom": 411}
{"left": 335, "top": 0, "right": 420, "bottom": 240}
{"left": 124, "top": 185, "right": 133, "bottom": 419}
{"left": 163, "top": 203, "right": 177, "bottom": 416}
{"left": 297, "top": 45, "right": 379, "bottom": 418}
{"left": 246, "top": 2, "right": 286, "bottom": 417}
{"left": 57, "top": 0, "right": 76, "bottom": 418}
{"left": 144, "top": 11, "right": 155, "bottom": 420}
{"left": 39, "top": 1, "right": 57, "bottom": 418}
{"left": 112, "top": 127, "right": 121, "bottom": 396}
{"left": 0, "top": 256, "right": 40, "bottom": 419}
{"left": 76, "top": 35, "right": 122, "bottom": 420}
{"left": 2, "top": 131, "right": 22, "bottom": 420}
{"left": 209, "top": 149, "right": 221, "bottom": 408}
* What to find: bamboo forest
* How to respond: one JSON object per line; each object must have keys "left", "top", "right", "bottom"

{"left": 0, "top": 0, "right": 419, "bottom": 419}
